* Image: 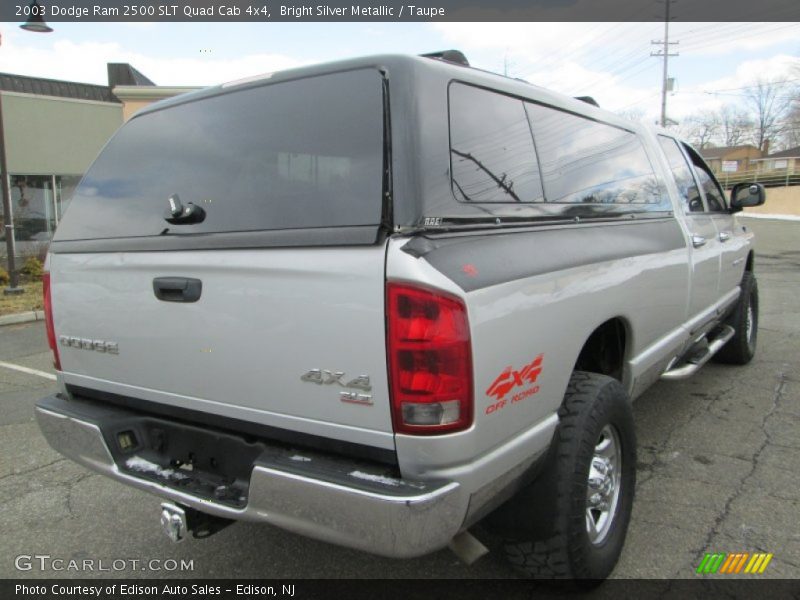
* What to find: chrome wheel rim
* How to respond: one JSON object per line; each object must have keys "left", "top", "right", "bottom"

{"left": 586, "top": 425, "right": 622, "bottom": 545}
{"left": 746, "top": 303, "right": 754, "bottom": 345}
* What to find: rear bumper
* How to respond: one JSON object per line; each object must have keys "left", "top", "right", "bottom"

{"left": 35, "top": 394, "right": 468, "bottom": 558}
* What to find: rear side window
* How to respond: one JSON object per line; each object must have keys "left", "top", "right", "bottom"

{"left": 657, "top": 136, "right": 704, "bottom": 213}
{"left": 54, "top": 69, "right": 385, "bottom": 241}
{"left": 449, "top": 83, "right": 543, "bottom": 203}
{"left": 525, "top": 104, "right": 666, "bottom": 206}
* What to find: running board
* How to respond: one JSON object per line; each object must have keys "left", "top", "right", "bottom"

{"left": 660, "top": 325, "right": 735, "bottom": 381}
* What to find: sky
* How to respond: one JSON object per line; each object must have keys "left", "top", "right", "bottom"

{"left": 0, "top": 20, "right": 798, "bottom": 125}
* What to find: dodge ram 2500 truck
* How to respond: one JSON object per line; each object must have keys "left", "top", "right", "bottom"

{"left": 36, "top": 51, "right": 766, "bottom": 580}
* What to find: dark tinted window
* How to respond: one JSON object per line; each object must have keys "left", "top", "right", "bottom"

{"left": 685, "top": 147, "right": 726, "bottom": 211}
{"left": 55, "top": 69, "right": 384, "bottom": 241}
{"left": 449, "top": 83, "right": 543, "bottom": 203}
{"left": 526, "top": 104, "right": 666, "bottom": 206}
{"left": 658, "top": 136, "right": 703, "bottom": 212}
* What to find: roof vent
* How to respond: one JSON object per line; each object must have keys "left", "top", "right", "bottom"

{"left": 420, "top": 50, "right": 470, "bottom": 67}
{"left": 574, "top": 96, "right": 599, "bottom": 107}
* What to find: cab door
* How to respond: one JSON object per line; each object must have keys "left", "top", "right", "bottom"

{"left": 680, "top": 148, "right": 748, "bottom": 298}
{"left": 656, "top": 136, "right": 720, "bottom": 320}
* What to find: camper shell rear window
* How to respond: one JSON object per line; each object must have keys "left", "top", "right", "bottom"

{"left": 53, "top": 69, "right": 386, "bottom": 245}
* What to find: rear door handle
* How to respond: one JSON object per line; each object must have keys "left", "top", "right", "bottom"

{"left": 153, "top": 277, "right": 202, "bottom": 303}
{"left": 719, "top": 231, "right": 731, "bottom": 242}
{"left": 691, "top": 235, "right": 707, "bottom": 248}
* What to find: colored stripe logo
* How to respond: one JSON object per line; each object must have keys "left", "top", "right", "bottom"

{"left": 696, "top": 552, "right": 773, "bottom": 574}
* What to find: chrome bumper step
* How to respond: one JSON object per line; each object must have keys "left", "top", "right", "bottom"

{"left": 661, "top": 325, "right": 735, "bottom": 381}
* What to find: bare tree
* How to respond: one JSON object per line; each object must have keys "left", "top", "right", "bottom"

{"left": 681, "top": 110, "right": 720, "bottom": 149}
{"left": 781, "top": 62, "right": 800, "bottom": 149}
{"left": 783, "top": 102, "right": 800, "bottom": 149}
{"left": 672, "top": 71, "right": 799, "bottom": 151}
{"left": 744, "top": 78, "right": 794, "bottom": 151}
{"left": 718, "top": 105, "right": 753, "bottom": 147}
{"left": 779, "top": 77, "right": 800, "bottom": 149}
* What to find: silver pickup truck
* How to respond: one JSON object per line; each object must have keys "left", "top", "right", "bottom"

{"left": 36, "top": 51, "right": 765, "bottom": 580}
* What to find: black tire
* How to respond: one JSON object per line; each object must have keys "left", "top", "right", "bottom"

{"left": 714, "top": 271, "right": 758, "bottom": 365}
{"left": 501, "top": 372, "right": 636, "bottom": 581}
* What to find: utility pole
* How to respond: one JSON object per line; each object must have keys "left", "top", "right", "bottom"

{"left": 651, "top": 0, "right": 679, "bottom": 128}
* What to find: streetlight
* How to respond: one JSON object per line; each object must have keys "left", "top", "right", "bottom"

{"left": 20, "top": 1, "right": 53, "bottom": 33}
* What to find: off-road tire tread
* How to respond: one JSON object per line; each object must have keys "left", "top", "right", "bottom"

{"left": 503, "top": 372, "right": 633, "bottom": 580}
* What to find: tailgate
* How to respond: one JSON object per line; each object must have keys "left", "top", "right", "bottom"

{"left": 46, "top": 67, "right": 394, "bottom": 450}
{"left": 50, "top": 246, "right": 394, "bottom": 449}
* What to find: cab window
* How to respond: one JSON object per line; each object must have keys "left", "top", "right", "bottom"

{"left": 657, "top": 136, "right": 703, "bottom": 213}
{"left": 683, "top": 145, "right": 727, "bottom": 212}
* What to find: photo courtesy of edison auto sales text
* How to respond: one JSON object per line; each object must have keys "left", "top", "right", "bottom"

{"left": 15, "top": 584, "right": 296, "bottom": 596}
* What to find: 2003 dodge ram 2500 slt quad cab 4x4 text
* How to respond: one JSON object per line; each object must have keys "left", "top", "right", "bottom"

{"left": 35, "top": 51, "right": 766, "bottom": 580}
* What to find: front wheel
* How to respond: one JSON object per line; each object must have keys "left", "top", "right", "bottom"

{"left": 501, "top": 372, "right": 636, "bottom": 581}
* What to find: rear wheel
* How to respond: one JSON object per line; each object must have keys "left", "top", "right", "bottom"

{"left": 500, "top": 372, "right": 636, "bottom": 581}
{"left": 714, "top": 271, "right": 758, "bottom": 365}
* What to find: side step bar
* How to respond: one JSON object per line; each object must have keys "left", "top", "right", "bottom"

{"left": 661, "top": 325, "right": 735, "bottom": 381}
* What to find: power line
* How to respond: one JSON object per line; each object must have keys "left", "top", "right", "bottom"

{"left": 531, "top": 22, "right": 628, "bottom": 73}
{"left": 677, "top": 22, "right": 760, "bottom": 44}
{"left": 569, "top": 55, "right": 652, "bottom": 96}
{"left": 530, "top": 15, "right": 655, "bottom": 76}
{"left": 700, "top": 92, "right": 798, "bottom": 99}
{"left": 679, "top": 22, "right": 800, "bottom": 53}
{"left": 615, "top": 92, "right": 662, "bottom": 112}
{"left": 568, "top": 23, "right": 660, "bottom": 76}
{"left": 700, "top": 79, "right": 800, "bottom": 94}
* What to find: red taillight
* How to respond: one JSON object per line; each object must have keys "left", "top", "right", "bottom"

{"left": 43, "top": 272, "right": 61, "bottom": 371}
{"left": 387, "top": 282, "right": 473, "bottom": 434}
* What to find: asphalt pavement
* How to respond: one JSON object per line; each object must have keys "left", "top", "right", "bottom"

{"left": 0, "top": 218, "right": 797, "bottom": 581}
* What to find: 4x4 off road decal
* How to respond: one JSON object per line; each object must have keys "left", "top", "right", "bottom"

{"left": 485, "top": 354, "right": 543, "bottom": 415}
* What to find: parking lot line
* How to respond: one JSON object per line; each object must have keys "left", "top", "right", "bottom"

{"left": 0, "top": 360, "right": 57, "bottom": 381}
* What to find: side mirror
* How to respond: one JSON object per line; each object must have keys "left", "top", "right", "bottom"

{"left": 730, "top": 182, "right": 766, "bottom": 212}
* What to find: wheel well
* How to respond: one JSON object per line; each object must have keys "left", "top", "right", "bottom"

{"left": 574, "top": 318, "right": 627, "bottom": 382}
{"left": 745, "top": 251, "right": 754, "bottom": 272}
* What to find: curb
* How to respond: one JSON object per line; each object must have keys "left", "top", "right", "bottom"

{"left": 0, "top": 311, "right": 45, "bottom": 327}
{"left": 739, "top": 213, "right": 800, "bottom": 222}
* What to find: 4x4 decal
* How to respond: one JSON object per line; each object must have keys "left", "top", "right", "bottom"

{"left": 486, "top": 354, "right": 544, "bottom": 400}
{"left": 485, "top": 354, "right": 544, "bottom": 415}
